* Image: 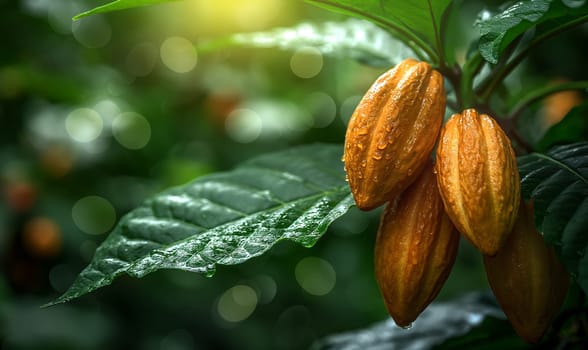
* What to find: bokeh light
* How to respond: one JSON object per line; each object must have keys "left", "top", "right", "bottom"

{"left": 112, "top": 112, "right": 152, "bottom": 150}
{"left": 160, "top": 329, "right": 195, "bottom": 350}
{"left": 217, "top": 285, "right": 258, "bottom": 322}
{"left": 254, "top": 275, "right": 277, "bottom": 304}
{"left": 40, "top": 145, "right": 74, "bottom": 178}
{"left": 290, "top": 47, "right": 323, "bottom": 79}
{"left": 22, "top": 217, "right": 62, "bottom": 258}
{"left": 65, "top": 108, "right": 103, "bottom": 143}
{"left": 339, "top": 95, "right": 363, "bottom": 124}
{"left": 126, "top": 43, "right": 158, "bottom": 77}
{"left": 274, "top": 305, "right": 313, "bottom": 349}
{"left": 93, "top": 99, "right": 122, "bottom": 124}
{"left": 160, "top": 36, "right": 198, "bottom": 73}
{"left": 71, "top": 196, "right": 116, "bottom": 235}
{"left": 307, "top": 92, "right": 337, "bottom": 128}
{"left": 47, "top": 1, "right": 79, "bottom": 34}
{"left": 295, "top": 257, "right": 336, "bottom": 296}
{"left": 225, "top": 108, "right": 262, "bottom": 143}
{"left": 180, "top": 0, "right": 287, "bottom": 34}
{"left": 562, "top": 0, "right": 586, "bottom": 8}
{"left": 72, "top": 15, "right": 112, "bottom": 48}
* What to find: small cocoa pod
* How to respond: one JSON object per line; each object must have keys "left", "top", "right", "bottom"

{"left": 484, "top": 200, "right": 569, "bottom": 343}
{"left": 435, "top": 109, "right": 520, "bottom": 256}
{"left": 375, "top": 161, "right": 460, "bottom": 327}
{"left": 344, "top": 58, "right": 445, "bottom": 211}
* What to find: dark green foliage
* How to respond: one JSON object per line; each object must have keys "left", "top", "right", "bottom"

{"left": 518, "top": 142, "right": 588, "bottom": 293}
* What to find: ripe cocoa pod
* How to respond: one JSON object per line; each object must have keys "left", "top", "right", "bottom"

{"left": 344, "top": 58, "right": 445, "bottom": 211}
{"left": 435, "top": 109, "right": 520, "bottom": 256}
{"left": 484, "top": 200, "right": 569, "bottom": 343}
{"left": 375, "top": 161, "right": 460, "bottom": 327}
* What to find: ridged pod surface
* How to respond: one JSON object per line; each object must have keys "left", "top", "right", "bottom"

{"left": 375, "top": 161, "right": 460, "bottom": 327}
{"left": 484, "top": 200, "right": 569, "bottom": 343}
{"left": 435, "top": 109, "right": 520, "bottom": 256}
{"left": 344, "top": 58, "right": 445, "bottom": 210}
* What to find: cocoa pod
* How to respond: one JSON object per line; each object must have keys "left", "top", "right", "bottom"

{"left": 484, "top": 200, "right": 569, "bottom": 343}
{"left": 435, "top": 109, "right": 520, "bottom": 256}
{"left": 375, "top": 161, "right": 460, "bottom": 327}
{"left": 344, "top": 58, "right": 445, "bottom": 211}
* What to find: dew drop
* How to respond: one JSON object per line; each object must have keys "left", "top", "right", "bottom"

{"left": 357, "top": 127, "right": 369, "bottom": 136}
{"left": 205, "top": 268, "right": 216, "bottom": 278}
{"left": 357, "top": 143, "right": 364, "bottom": 150}
{"left": 562, "top": 0, "right": 585, "bottom": 8}
{"left": 341, "top": 155, "right": 345, "bottom": 162}
{"left": 344, "top": 175, "right": 349, "bottom": 182}
{"left": 377, "top": 142, "right": 387, "bottom": 150}
{"left": 372, "top": 154, "right": 382, "bottom": 160}
{"left": 401, "top": 323, "right": 413, "bottom": 330}
{"left": 360, "top": 160, "right": 367, "bottom": 168}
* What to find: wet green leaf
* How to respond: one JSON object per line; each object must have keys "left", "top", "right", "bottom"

{"left": 312, "top": 292, "right": 507, "bottom": 350}
{"left": 47, "top": 144, "right": 354, "bottom": 306}
{"left": 199, "top": 19, "right": 415, "bottom": 67}
{"left": 73, "top": 0, "right": 180, "bottom": 20}
{"left": 305, "top": 0, "right": 453, "bottom": 60}
{"left": 477, "top": 0, "right": 588, "bottom": 64}
{"left": 517, "top": 142, "right": 588, "bottom": 293}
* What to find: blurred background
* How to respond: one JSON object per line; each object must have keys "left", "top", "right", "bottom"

{"left": 1, "top": 1, "right": 586, "bottom": 349}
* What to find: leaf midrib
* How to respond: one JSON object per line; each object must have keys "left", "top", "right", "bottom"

{"left": 530, "top": 152, "right": 588, "bottom": 185}
{"left": 136, "top": 185, "right": 351, "bottom": 256}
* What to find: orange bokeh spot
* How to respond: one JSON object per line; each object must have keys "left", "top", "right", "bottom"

{"left": 40, "top": 144, "right": 74, "bottom": 178}
{"left": 4, "top": 181, "right": 37, "bottom": 212}
{"left": 23, "top": 217, "right": 62, "bottom": 258}
{"left": 541, "top": 85, "right": 582, "bottom": 128}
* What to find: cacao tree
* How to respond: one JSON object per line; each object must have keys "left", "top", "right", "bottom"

{"left": 6, "top": 0, "right": 586, "bottom": 348}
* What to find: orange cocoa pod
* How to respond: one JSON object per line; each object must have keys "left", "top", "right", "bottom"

{"left": 484, "top": 200, "right": 570, "bottom": 343}
{"left": 344, "top": 58, "right": 445, "bottom": 210}
{"left": 375, "top": 161, "right": 460, "bottom": 327}
{"left": 435, "top": 109, "right": 520, "bottom": 256}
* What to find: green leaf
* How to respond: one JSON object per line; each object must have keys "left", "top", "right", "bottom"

{"left": 538, "top": 102, "right": 588, "bottom": 152}
{"left": 305, "top": 0, "right": 453, "bottom": 62}
{"left": 46, "top": 144, "right": 354, "bottom": 306}
{"left": 311, "top": 292, "right": 506, "bottom": 350}
{"left": 477, "top": 0, "right": 588, "bottom": 64}
{"left": 517, "top": 142, "right": 588, "bottom": 293}
{"left": 73, "top": 0, "right": 180, "bottom": 20}
{"left": 199, "top": 19, "right": 415, "bottom": 67}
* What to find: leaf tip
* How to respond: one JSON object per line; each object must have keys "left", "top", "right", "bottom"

{"left": 41, "top": 297, "right": 68, "bottom": 308}
{"left": 72, "top": 12, "right": 90, "bottom": 21}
